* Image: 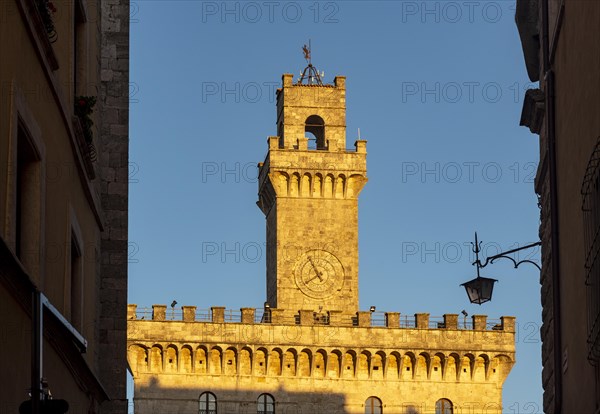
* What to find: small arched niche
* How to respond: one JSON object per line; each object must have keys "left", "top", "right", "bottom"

{"left": 305, "top": 115, "right": 326, "bottom": 150}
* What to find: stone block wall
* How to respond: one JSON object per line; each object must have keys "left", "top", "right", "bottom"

{"left": 98, "top": 0, "right": 129, "bottom": 411}
{"left": 259, "top": 116, "right": 367, "bottom": 317}
{"left": 127, "top": 307, "right": 516, "bottom": 414}
{"left": 276, "top": 74, "right": 347, "bottom": 150}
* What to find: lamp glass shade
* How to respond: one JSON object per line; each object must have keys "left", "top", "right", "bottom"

{"left": 460, "top": 276, "right": 497, "bottom": 305}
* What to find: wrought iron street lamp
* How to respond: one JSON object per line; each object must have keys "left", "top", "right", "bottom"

{"left": 461, "top": 275, "right": 498, "bottom": 305}
{"left": 461, "top": 233, "right": 541, "bottom": 304}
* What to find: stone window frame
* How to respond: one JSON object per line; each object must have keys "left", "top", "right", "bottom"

{"left": 73, "top": 0, "right": 89, "bottom": 97}
{"left": 67, "top": 205, "right": 85, "bottom": 331}
{"left": 364, "top": 396, "right": 382, "bottom": 414}
{"left": 435, "top": 398, "right": 454, "bottom": 414}
{"left": 4, "top": 82, "right": 46, "bottom": 283}
{"left": 257, "top": 393, "right": 275, "bottom": 414}
{"left": 581, "top": 137, "right": 600, "bottom": 363}
{"left": 199, "top": 391, "right": 217, "bottom": 414}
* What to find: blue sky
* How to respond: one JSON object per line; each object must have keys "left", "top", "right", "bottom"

{"left": 129, "top": 1, "right": 542, "bottom": 410}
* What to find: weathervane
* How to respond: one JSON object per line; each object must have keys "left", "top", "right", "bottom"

{"left": 302, "top": 43, "right": 311, "bottom": 64}
{"left": 298, "top": 40, "right": 324, "bottom": 86}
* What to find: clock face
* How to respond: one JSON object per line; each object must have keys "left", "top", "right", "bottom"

{"left": 294, "top": 250, "right": 345, "bottom": 299}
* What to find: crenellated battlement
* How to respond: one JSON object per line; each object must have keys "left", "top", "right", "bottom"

{"left": 128, "top": 304, "right": 515, "bottom": 398}
{"left": 128, "top": 304, "right": 515, "bottom": 333}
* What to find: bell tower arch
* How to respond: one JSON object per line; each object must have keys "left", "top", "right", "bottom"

{"left": 305, "top": 115, "right": 326, "bottom": 150}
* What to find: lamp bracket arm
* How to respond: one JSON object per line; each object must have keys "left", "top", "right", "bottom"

{"left": 488, "top": 255, "right": 542, "bottom": 271}
{"left": 476, "top": 241, "right": 542, "bottom": 271}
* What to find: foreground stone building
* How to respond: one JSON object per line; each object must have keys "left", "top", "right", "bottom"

{"left": 0, "top": 0, "right": 129, "bottom": 411}
{"left": 516, "top": 0, "right": 600, "bottom": 412}
{"left": 128, "top": 71, "right": 515, "bottom": 413}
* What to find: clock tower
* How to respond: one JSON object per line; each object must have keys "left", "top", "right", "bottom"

{"left": 129, "top": 58, "right": 516, "bottom": 414}
{"left": 257, "top": 70, "right": 367, "bottom": 319}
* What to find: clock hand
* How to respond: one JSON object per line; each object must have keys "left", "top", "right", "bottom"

{"left": 308, "top": 256, "right": 324, "bottom": 281}
{"left": 307, "top": 274, "right": 321, "bottom": 283}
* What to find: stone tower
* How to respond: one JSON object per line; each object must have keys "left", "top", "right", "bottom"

{"left": 127, "top": 70, "right": 516, "bottom": 414}
{"left": 257, "top": 74, "right": 367, "bottom": 317}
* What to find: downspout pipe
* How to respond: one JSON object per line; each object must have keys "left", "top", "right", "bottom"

{"left": 541, "top": 0, "right": 563, "bottom": 412}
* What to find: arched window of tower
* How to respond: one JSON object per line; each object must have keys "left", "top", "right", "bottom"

{"left": 305, "top": 115, "right": 326, "bottom": 150}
